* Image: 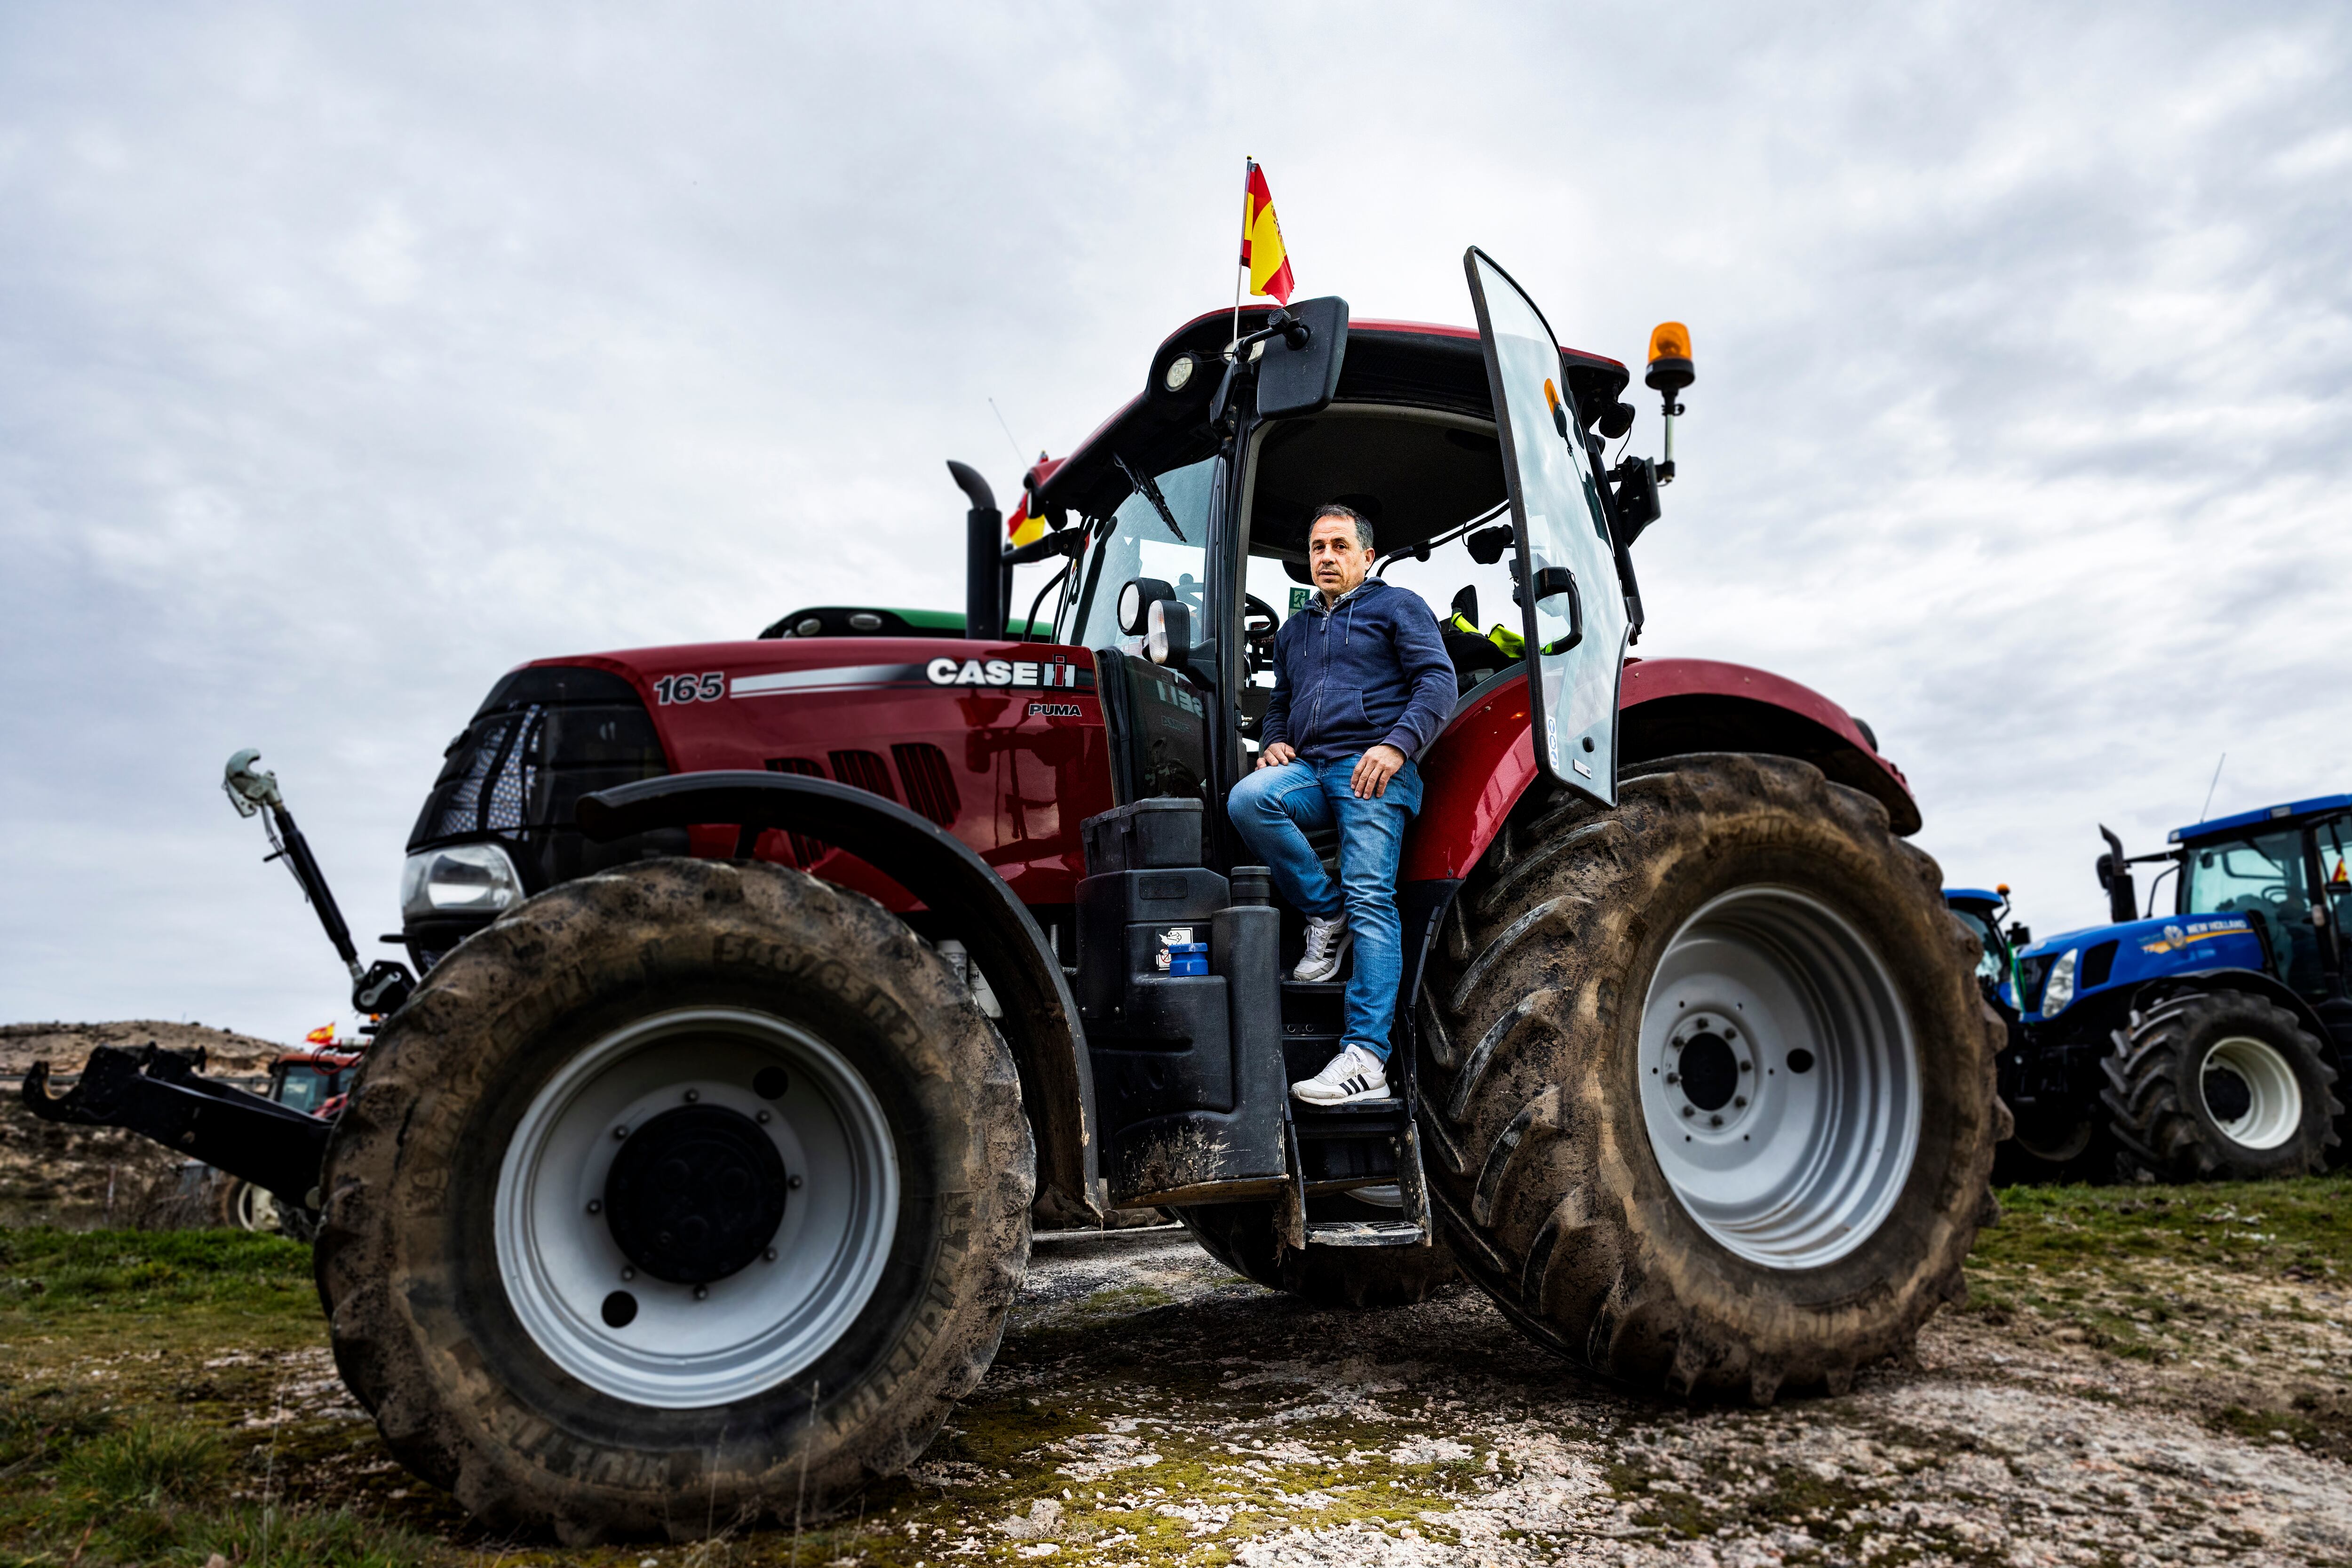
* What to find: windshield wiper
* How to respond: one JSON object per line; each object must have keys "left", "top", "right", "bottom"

{"left": 1114, "top": 454, "right": 1186, "bottom": 543}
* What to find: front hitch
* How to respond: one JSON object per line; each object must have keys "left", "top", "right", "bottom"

{"left": 21, "top": 1044, "right": 333, "bottom": 1210}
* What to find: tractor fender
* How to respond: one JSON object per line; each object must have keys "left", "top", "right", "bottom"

{"left": 2124, "top": 969, "right": 2342, "bottom": 1073}
{"left": 1402, "top": 658, "right": 1916, "bottom": 881}
{"left": 578, "top": 771, "right": 1104, "bottom": 1218}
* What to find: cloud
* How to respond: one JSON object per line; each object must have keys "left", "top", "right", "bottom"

{"left": 1, "top": 1, "right": 2347, "bottom": 1036}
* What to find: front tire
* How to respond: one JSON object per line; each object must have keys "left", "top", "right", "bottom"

{"left": 1419, "top": 755, "right": 2002, "bottom": 1401}
{"left": 2102, "top": 990, "right": 2339, "bottom": 1182}
{"left": 316, "top": 858, "right": 1034, "bottom": 1542}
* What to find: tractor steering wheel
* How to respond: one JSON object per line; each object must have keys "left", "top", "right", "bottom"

{"left": 1242, "top": 594, "right": 1280, "bottom": 675}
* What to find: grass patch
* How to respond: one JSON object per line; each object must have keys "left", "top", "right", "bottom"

{"left": 0, "top": 1226, "right": 314, "bottom": 1313}
{"left": 1974, "top": 1176, "right": 2352, "bottom": 1280}
{"left": 54, "top": 1421, "right": 227, "bottom": 1513}
{"left": 187, "top": 1502, "right": 440, "bottom": 1567}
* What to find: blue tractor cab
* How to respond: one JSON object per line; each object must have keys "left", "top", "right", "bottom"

{"left": 2004, "top": 796, "right": 2351, "bottom": 1182}
{"left": 1944, "top": 886, "right": 2024, "bottom": 1013}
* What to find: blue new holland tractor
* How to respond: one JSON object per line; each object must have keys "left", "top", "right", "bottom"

{"left": 1999, "top": 796, "right": 2352, "bottom": 1183}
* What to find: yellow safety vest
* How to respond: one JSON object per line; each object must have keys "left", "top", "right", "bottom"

{"left": 1446, "top": 611, "right": 1525, "bottom": 660}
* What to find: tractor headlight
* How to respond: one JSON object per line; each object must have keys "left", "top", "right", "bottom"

{"left": 401, "top": 843, "right": 525, "bottom": 921}
{"left": 2041, "top": 947, "right": 2079, "bottom": 1014}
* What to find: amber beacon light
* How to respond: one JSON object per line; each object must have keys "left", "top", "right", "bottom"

{"left": 1645, "top": 321, "right": 1694, "bottom": 482}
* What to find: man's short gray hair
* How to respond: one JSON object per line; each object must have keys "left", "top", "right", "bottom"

{"left": 1310, "top": 503, "right": 1373, "bottom": 552}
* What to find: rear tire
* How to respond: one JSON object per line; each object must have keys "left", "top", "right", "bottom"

{"left": 316, "top": 857, "right": 1033, "bottom": 1542}
{"left": 2101, "top": 990, "right": 2339, "bottom": 1182}
{"left": 1418, "top": 755, "right": 2002, "bottom": 1400}
{"left": 1170, "top": 1193, "right": 1458, "bottom": 1308}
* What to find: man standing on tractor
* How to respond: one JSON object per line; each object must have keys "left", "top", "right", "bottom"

{"left": 1228, "top": 503, "right": 1457, "bottom": 1106}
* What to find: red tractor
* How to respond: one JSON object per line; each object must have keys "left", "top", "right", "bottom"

{"left": 27, "top": 251, "right": 2000, "bottom": 1542}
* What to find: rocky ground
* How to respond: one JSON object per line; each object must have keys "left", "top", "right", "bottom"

{"left": 2, "top": 1179, "right": 2351, "bottom": 1565}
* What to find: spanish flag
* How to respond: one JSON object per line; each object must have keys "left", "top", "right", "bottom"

{"left": 304, "top": 1023, "right": 336, "bottom": 1046}
{"left": 1241, "top": 160, "right": 1294, "bottom": 305}
{"left": 1005, "top": 494, "right": 1045, "bottom": 549}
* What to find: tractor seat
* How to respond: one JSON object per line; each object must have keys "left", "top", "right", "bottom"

{"left": 1442, "top": 631, "right": 1512, "bottom": 692}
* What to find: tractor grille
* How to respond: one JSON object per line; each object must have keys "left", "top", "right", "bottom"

{"left": 409, "top": 665, "right": 678, "bottom": 892}
{"left": 892, "top": 742, "right": 961, "bottom": 826}
{"left": 828, "top": 749, "right": 897, "bottom": 801}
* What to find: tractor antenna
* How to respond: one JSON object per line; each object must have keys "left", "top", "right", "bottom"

{"left": 986, "top": 397, "right": 1026, "bottom": 466}
{"left": 2198, "top": 751, "right": 2226, "bottom": 822}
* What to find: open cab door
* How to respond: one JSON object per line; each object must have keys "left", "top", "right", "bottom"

{"left": 1464, "top": 248, "right": 1631, "bottom": 805}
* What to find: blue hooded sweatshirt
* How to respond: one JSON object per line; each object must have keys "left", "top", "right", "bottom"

{"left": 1260, "top": 577, "right": 1459, "bottom": 764}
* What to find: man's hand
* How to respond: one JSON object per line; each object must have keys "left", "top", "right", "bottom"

{"left": 1257, "top": 741, "right": 1298, "bottom": 769}
{"left": 1350, "top": 744, "right": 1407, "bottom": 798}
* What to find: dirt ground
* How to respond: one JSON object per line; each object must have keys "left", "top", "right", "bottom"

{"left": 4, "top": 1179, "right": 2352, "bottom": 1566}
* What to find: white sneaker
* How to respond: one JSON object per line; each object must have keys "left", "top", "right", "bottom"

{"left": 1293, "top": 915, "right": 1351, "bottom": 982}
{"left": 1293, "top": 1044, "right": 1389, "bottom": 1106}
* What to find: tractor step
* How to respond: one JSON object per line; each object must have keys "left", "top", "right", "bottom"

{"left": 1306, "top": 1218, "right": 1428, "bottom": 1248}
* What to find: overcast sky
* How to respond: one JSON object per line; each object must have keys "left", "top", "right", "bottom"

{"left": 4, "top": 3, "right": 2347, "bottom": 1041}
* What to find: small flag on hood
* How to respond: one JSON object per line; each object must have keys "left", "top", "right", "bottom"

{"left": 304, "top": 1023, "right": 336, "bottom": 1046}
{"left": 1241, "top": 160, "right": 1294, "bottom": 305}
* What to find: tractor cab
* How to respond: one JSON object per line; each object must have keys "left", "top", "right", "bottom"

{"left": 2166, "top": 796, "right": 2352, "bottom": 1034}
{"left": 1944, "top": 886, "right": 2021, "bottom": 1011}
{"left": 1010, "top": 255, "right": 1660, "bottom": 1235}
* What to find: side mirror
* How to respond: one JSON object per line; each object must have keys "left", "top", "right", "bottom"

{"left": 1117, "top": 577, "right": 1175, "bottom": 636}
{"left": 1255, "top": 296, "right": 1350, "bottom": 419}
{"left": 2007, "top": 922, "right": 2033, "bottom": 948}
{"left": 1146, "top": 598, "right": 1192, "bottom": 668}
{"left": 1611, "top": 457, "right": 1662, "bottom": 545}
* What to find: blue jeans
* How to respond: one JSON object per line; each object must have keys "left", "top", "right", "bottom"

{"left": 1226, "top": 756, "right": 1422, "bottom": 1061}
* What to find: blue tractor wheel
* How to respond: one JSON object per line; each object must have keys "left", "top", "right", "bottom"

{"left": 2102, "top": 989, "right": 2340, "bottom": 1181}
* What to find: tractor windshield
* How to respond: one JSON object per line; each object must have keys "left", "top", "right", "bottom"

{"left": 2184, "top": 827, "right": 2327, "bottom": 996}
{"left": 1058, "top": 455, "right": 1217, "bottom": 652}
{"left": 1949, "top": 907, "right": 2006, "bottom": 984}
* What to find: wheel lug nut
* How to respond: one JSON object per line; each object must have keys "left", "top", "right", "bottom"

{"left": 586, "top": 1199, "right": 602, "bottom": 1215}
{"left": 1709, "top": 1114, "right": 1723, "bottom": 1127}
{"left": 693, "top": 1286, "right": 708, "bottom": 1301}
{"left": 613, "top": 1125, "right": 629, "bottom": 1140}
{"left": 1734, "top": 1096, "right": 1748, "bottom": 1108}
{"left": 1739, "top": 1060, "right": 1751, "bottom": 1073}
{"left": 764, "top": 1247, "right": 778, "bottom": 1262}
{"left": 683, "top": 1089, "right": 700, "bottom": 1103}
{"left": 788, "top": 1174, "right": 804, "bottom": 1189}
{"left": 621, "top": 1267, "right": 636, "bottom": 1281}
{"left": 756, "top": 1110, "right": 771, "bottom": 1124}
{"left": 1665, "top": 1072, "right": 1680, "bottom": 1085}
{"left": 1724, "top": 1027, "right": 1738, "bottom": 1040}
{"left": 1680, "top": 1106, "right": 1694, "bottom": 1118}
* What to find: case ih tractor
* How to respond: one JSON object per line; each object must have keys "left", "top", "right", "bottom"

{"left": 1997, "top": 802, "right": 2350, "bottom": 1183}
{"left": 26, "top": 251, "right": 2000, "bottom": 1542}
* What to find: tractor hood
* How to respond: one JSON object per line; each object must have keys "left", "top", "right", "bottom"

{"left": 2013, "top": 912, "right": 2266, "bottom": 1022}
{"left": 399, "top": 636, "right": 1113, "bottom": 974}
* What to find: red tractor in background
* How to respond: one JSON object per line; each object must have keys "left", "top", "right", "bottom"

{"left": 28, "top": 250, "right": 2000, "bottom": 1542}
{"left": 219, "top": 1033, "right": 364, "bottom": 1236}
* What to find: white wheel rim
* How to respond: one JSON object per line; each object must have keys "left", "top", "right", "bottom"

{"left": 1638, "top": 887, "right": 1922, "bottom": 1271}
{"left": 494, "top": 1007, "right": 899, "bottom": 1408}
{"left": 233, "top": 1182, "right": 277, "bottom": 1233}
{"left": 2201, "top": 1035, "right": 2302, "bottom": 1151}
